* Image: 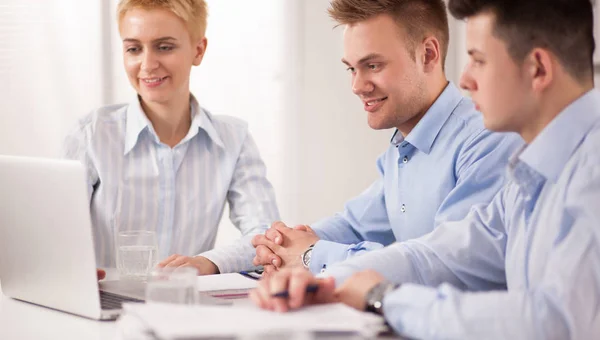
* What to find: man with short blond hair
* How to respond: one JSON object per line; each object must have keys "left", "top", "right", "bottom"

{"left": 252, "top": 0, "right": 521, "bottom": 275}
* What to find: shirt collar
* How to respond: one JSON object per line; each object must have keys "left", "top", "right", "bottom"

{"left": 390, "top": 82, "right": 463, "bottom": 153}
{"left": 123, "top": 94, "right": 225, "bottom": 155}
{"left": 518, "top": 89, "right": 600, "bottom": 183}
{"left": 507, "top": 144, "right": 545, "bottom": 199}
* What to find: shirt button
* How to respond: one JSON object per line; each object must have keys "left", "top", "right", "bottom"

{"left": 403, "top": 156, "right": 409, "bottom": 164}
{"left": 401, "top": 204, "right": 406, "bottom": 213}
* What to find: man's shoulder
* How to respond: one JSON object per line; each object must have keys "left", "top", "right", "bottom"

{"left": 443, "top": 98, "right": 521, "bottom": 152}
{"left": 572, "top": 121, "right": 600, "bottom": 168}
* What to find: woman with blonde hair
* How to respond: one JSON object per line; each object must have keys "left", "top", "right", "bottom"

{"left": 65, "top": 0, "right": 279, "bottom": 278}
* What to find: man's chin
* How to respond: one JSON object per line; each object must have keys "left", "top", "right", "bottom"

{"left": 482, "top": 117, "right": 510, "bottom": 133}
{"left": 367, "top": 117, "right": 394, "bottom": 130}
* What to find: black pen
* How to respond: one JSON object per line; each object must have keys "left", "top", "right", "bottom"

{"left": 271, "top": 284, "right": 319, "bottom": 298}
{"left": 239, "top": 270, "right": 262, "bottom": 281}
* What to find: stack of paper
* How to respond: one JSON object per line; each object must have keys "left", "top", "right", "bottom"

{"left": 196, "top": 273, "right": 258, "bottom": 292}
{"left": 115, "top": 302, "right": 385, "bottom": 339}
{"left": 196, "top": 273, "right": 258, "bottom": 299}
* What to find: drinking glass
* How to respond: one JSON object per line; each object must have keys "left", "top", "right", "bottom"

{"left": 145, "top": 266, "right": 198, "bottom": 304}
{"left": 116, "top": 230, "right": 158, "bottom": 280}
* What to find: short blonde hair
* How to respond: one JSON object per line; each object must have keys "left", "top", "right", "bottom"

{"left": 117, "top": 0, "right": 208, "bottom": 40}
{"left": 329, "top": 0, "right": 449, "bottom": 66}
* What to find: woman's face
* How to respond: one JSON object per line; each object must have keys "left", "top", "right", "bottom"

{"left": 119, "top": 8, "right": 206, "bottom": 106}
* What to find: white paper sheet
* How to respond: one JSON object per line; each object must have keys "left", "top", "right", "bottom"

{"left": 196, "top": 273, "right": 258, "bottom": 292}
{"left": 117, "top": 302, "right": 385, "bottom": 339}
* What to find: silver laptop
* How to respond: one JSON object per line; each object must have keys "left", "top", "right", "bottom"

{"left": 0, "top": 155, "right": 145, "bottom": 320}
{"left": 0, "top": 155, "right": 229, "bottom": 320}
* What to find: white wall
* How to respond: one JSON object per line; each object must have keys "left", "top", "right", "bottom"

{"left": 292, "top": 1, "right": 392, "bottom": 224}
{"left": 0, "top": 0, "right": 105, "bottom": 158}
{"left": 197, "top": 0, "right": 392, "bottom": 242}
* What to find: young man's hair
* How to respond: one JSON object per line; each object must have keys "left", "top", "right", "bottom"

{"left": 448, "top": 0, "right": 595, "bottom": 82}
{"left": 328, "top": 0, "right": 450, "bottom": 68}
{"left": 117, "top": 0, "right": 208, "bottom": 41}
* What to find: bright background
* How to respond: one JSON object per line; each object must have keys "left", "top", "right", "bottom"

{"left": 1, "top": 0, "right": 599, "bottom": 246}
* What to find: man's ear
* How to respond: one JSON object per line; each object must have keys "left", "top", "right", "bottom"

{"left": 192, "top": 37, "right": 208, "bottom": 66}
{"left": 526, "top": 48, "right": 553, "bottom": 93}
{"left": 421, "top": 36, "right": 441, "bottom": 73}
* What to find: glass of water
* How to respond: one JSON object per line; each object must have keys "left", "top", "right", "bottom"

{"left": 117, "top": 230, "right": 158, "bottom": 280}
{"left": 145, "top": 266, "right": 198, "bottom": 304}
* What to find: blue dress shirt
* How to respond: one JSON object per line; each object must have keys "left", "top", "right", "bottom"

{"left": 63, "top": 95, "right": 280, "bottom": 273}
{"left": 326, "top": 89, "right": 600, "bottom": 339}
{"left": 309, "top": 83, "right": 523, "bottom": 273}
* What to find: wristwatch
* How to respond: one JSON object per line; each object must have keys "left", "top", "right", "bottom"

{"left": 301, "top": 244, "right": 315, "bottom": 269}
{"left": 365, "top": 280, "right": 400, "bottom": 315}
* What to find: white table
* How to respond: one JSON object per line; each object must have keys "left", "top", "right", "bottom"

{"left": 0, "top": 278, "right": 403, "bottom": 340}
{"left": 0, "top": 281, "right": 117, "bottom": 340}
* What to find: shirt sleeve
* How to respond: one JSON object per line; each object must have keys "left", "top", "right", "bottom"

{"left": 308, "top": 153, "right": 395, "bottom": 273}
{"left": 433, "top": 130, "right": 522, "bottom": 226}
{"left": 325, "top": 188, "right": 508, "bottom": 290}
{"left": 61, "top": 115, "right": 98, "bottom": 202}
{"left": 199, "top": 131, "right": 280, "bottom": 273}
{"left": 328, "top": 165, "right": 600, "bottom": 340}
{"left": 382, "top": 165, "right": 600, "bottom": 340}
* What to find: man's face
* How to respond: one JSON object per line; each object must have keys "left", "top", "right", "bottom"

{"left": 342, "top": 14, "right": 427, "bottom": 130}
{"left": 119, "top": 8, "right": 206, "bottom": 105}
{"left": 459, "top": 13, "right": 535, "bottom": 133}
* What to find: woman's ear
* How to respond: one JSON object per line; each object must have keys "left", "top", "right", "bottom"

{"left": 192, "top": 37, "right": 208, "bottom": 66}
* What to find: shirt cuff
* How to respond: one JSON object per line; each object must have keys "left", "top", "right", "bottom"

{"left": 197, "top": 251, "right": 226, "bottom": 273}
{"left": 309, "top": 240, "right": 353, "bottom": 274}
{"left": 382, "top": 283, "right": 438, "bottom": 335}
{"left": 198, "top": 241, "right": 256, "bottom": 274}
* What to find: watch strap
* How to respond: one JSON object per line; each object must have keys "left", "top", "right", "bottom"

{"left": 365, "top": 280, "right": 400, "bottom": 315}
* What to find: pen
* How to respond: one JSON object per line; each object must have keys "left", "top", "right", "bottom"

{"left": 271, "top": 284, "right": 319, "bottom": 298}
{"left": 239, "top": 270, "right": 262, "bottom": 281}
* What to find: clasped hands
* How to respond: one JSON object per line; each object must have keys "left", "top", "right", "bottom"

{"left": 251, "top": 221, "right": 320, "bottom": 274}
{"left": 250, "top": 221, "right": 387, "bottom": 313}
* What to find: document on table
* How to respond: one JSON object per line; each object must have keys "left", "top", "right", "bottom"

{"left": 196, "top": 273, "right": 258, "bottom": 299}
{"left": 116, "top": 302, "right": 386, "bottom": 339}
{"left": 196, "top": 273, "right": 258, "bottom": 291}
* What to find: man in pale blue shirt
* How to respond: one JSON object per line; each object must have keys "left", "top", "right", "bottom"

{"left": 251, "top": 0, "right": 521, "bottom": 274}
{"left": 250, "top": 0, "right": 600, "bottom": 338}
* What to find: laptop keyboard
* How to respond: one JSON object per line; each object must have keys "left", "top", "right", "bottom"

{"left": 100, "top": 290, "right": 144, "bottom": 310}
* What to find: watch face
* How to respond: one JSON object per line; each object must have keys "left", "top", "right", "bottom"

{"left": 302, "top": 247, "right": 313, "bottom": 267}
{"left": 305, "top": 250, "right": 312, "bottom": 264}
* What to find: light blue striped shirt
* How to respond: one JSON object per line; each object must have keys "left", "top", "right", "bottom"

{"left": 309, "top": 83, "right": 523, "bottom": 273}
{"left": 63, "top": 95, "right": 280, "bottom": 273}
{"left": 326, "top": 89, "right": 600, "bottom": 339}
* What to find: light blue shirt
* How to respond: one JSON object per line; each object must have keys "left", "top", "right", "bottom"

{"left": 63, "top": 95, "right": 280, "bottom": 273}
{"left": 309, "top": 83, "right": 523, "bottom": 273}
{"left": 326, "top": 89, "right": 600, "bottom": 339}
